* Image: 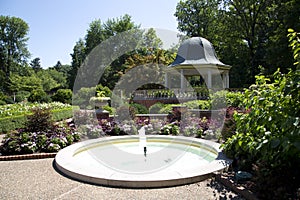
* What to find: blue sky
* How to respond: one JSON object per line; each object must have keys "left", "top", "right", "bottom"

{"left": 0, "top": 0, "right": 181, "bottom": 68}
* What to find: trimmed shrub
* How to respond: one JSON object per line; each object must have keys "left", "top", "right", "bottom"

{"left": 73, "top": 87, "right": 96, "bottom": 108}
{"left": 51, "top": 89, "right": 72, "bottom": 104}
{"left": 158, "top": 104, "right": 177, "bottom": 114}
{"left": 0, "top": 107, "right": 73, "bottom": 133}
{"left": 15, "top": 91, "right": 31, "bottom": 102}
{"left": 183, "top": 100, "right": 210, "bottom": 109}
{"left": 149, "top": 102, "right": 165, "bottom": 114}
{"left": 28, "top": 89, "right": 50, "bottom": 103}
{"left": 130, "top": 103, "right": 148, "bottom": 114}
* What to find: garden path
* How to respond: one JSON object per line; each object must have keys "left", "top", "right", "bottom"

{"left": 0, "top": 158, "right": 244, "bottom": 200}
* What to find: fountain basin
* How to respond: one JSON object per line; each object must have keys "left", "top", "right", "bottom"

{"left": 55, "top": 135, "right": 231, "bottom": 188}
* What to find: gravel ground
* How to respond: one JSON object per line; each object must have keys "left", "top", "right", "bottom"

{"left": 0, "top": 158, "right": 244, "bottom": 200}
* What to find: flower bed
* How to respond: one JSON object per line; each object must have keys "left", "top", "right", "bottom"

{"left": 0, "top": 106, "right": 80, "bottom": 156}
{"left": 0, "top": 102, "right": 71, "bottom": 118}
{"left": 0, "top": 102, "right": 73, "bottom": 133}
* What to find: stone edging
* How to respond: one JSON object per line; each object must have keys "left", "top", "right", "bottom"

{"left": 0, "top": 153, "right": 56, "bottom": 161}
{"left": 215, "top": 174, "right": 258, "bottom": 200}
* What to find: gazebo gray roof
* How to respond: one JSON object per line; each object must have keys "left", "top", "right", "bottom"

{"left": 169, "top": 37, "right": 230, "bottom": 68}
{"left": 165, "top": 37, "right": 231, "bottom": 89}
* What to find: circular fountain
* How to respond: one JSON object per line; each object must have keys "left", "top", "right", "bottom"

{"left": 55, "top": 133, "right": 232, "bottom": 188}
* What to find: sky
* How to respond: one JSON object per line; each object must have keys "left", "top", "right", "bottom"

{"left": 0, "top": 0, "right": 181, "bottom": 68}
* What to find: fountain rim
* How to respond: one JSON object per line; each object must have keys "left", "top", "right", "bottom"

{"left": 54, "top": 135, "right": 232, "bottom": 188}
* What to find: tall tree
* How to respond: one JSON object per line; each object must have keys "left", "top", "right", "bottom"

{"left": 175, "top": 0, "right": 300, "bottom": 87}
{"left": 0, "top": 16, "right": 30, "bottom": 91}
{"left": 70, "top": 39, "right": 86, "bottom": 89}
{"left": 70, "top": 15, "right": 139, "bottom": 90}
{"left": 141, "top": 28, "right": 163, "bottom": 49}
{"left": 222, "top": 0, "right": 275, "bottom": 83}
{"left": 85, "top": 19, "right": 105, "bottom": 55}
{"left": 175, "top": 0, "right": 221, "bottom": 39}
{"left": 30, "top": 57, "right": 42, "bottom": 72}
{"left": 53, "top": 61, "right": 62, "bottom": 71}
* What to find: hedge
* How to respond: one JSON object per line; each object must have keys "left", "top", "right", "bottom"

{"left": 0, "top": 108, "right": 73, "bottom": 133}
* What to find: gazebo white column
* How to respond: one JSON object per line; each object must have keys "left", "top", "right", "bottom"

{"left": 226, "top": 72, "right": 230, "bottom": 88}
{"left": 207, "top": 70, "right": 212, "bottom": 88}
{"left": 164, "top": 73, "right": 169, "bottom": 88}
{"left": 180, "top": 69, "right": 186, "bottom": 92}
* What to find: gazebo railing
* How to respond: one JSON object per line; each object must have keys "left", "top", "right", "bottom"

{"left": 132, "top": 88, "right": 209, "bottom": 100}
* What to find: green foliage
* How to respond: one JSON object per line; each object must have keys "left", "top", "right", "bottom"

{"left": 175, "top": 0, "right": 220, "bottom": 39}
{"left": 0, "top": 115, "right": 27, "bottom": 133}
{"left": 183, "top": 125, "right": 203, "bottom": 137}
{"left": 116, "top": 104, "right": 136, "bottom": 120}
{"left": 0, "top": 102, "right": 78, "bottom": 154}
{"left": 160, "top": 123, "right": 179, "bottom": 135}
{"left": 223, "top": 70, "right": 300, "bottom": 198}
{"left": 15, "top": 91, "right": 31, "bottom": 102}
{"left": 28, "top": 89, "right": 50, "bottom": 103}
{"left": 149, "top": 103, "right": 165, "bottom": 114}
{"left": 9, "top": 73, "right": 42, "bottom": 93}
{"left": 288, "top": 28, "right": 300, "bottom": 67}
{"left": 73, "top": 87, "right": 96, "bottom": 108}
{"left": 0, "top": 123, "right": 79, "bottom": 155}
{"left": 221, "top": 31, "right": 300, "bottom": 198}
{"left": 36, "top": 69, "right": 65, "bottom": 92}
{"left": 224, "top": 70, "right": 300, "bottom": 164}
{"left": 225, "top": 91, "right": 244, "bottom": 108}
{"left": 0, "top": 102, "right": 72, "bottom": 118}
{"left": 0, "top": 103, "right": 73, "bottom": 133}
{"left": 51, "top": 89, "right": 72, "bottom": 104}
{"left": 25, "top": 107, "right": 53, "bottom": 132}
{"left": 174, "top": 0, "right": 299, "bottom": 87}
{"left": 0, "top": 15, "right": 30, "bottom": 92}
{"left": 130, "top": 103, "right": 148, "bottom": 114}
{"left": 157, "top": 104, "right": 176, "bottom": 114}
{"left": 183, "top": 100, "right": 210, "bottom": 110}
{"left": 30, "top": 57, "right": 42, "bottom": 72}
{"left": 140, "top": 28, "right": 163, "bottom": 49}
{"left": 96, "top": 84, "right": 111, "bottom": 97}
{"left": 70, "top": 15, "right": 140, "bottom": 90}
{"left": 210, "top": 90, "right": 244, "bottom": 108}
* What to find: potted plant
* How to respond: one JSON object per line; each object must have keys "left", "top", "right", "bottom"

{"left": 89, "top": 91, "right": 110, "bottom": 119}
{"left": 89, "top": 91, "right": 110, "bottom": 108}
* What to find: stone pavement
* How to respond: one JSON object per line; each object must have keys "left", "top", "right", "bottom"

{"left": 0, "top": 158, "right": 244, "bottom": 200}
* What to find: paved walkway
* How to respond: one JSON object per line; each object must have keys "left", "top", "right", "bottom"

{"left": 0, "top": 158, "right": 244, "bottom": 200}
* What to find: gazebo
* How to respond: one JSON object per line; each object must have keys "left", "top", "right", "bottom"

{"left": 165, "top": 37, "right": 231, "bottom": 90}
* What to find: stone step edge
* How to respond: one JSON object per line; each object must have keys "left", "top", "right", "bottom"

{"left": 0, "top": 153, "right": 57, "bottom": 161}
